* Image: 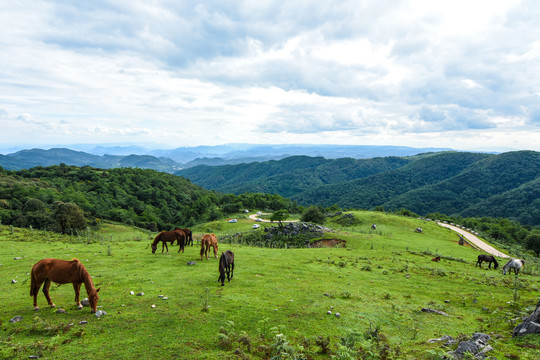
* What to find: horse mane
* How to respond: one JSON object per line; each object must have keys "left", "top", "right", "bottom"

{"left": 151, "top": 232, "right": 163, "bottom": 246}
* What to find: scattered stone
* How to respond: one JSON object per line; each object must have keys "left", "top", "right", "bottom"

{"left": 324, "top": 293, "right": 330, "bottom": 297}
{"left": 446, "top": 332, "right": 492, "bottom": 359}
{"left": 130, "top": 291, "right": 134, "bottom": 295}
{"left": 56, "top": 308, "right": 66, "bottom": 313}
{"left": 327, "top": 311, "right": 332, "bottom": 315}
{"left": 151, "top": 304, "right": 156, "bottom": 308}
{"left": 95, "top": 310, "right": 106, "bottom": 317}
{"left": 158, "top": 295, "right": 164, "bottom": 298}
{"left": 335, "top": 313, "right": 341, "bottom": 318}
{"left": 9, "top": 316, "right": 22, "bottom": 323}
{"left": 444, "top": 300, "right": 450, "bottom": 303}
{"left": 162, "top": 297, "right": 168, "bottom": 300}
{"left": 14, "top": 257, "right": 22, "bottom": 260}
{"left": 421, "top": 308, "right": 449, "bottom": 317}
{"left": 81, "top": 298, "right": 90, "bottom": 306}
{"left": 187, "top": 261, "right": 196, "bottom": 265}
{"left": 29, "top": 356, "right": 39, "bottom": 359}
{"left": 137, "top": 292, "right": 144, "bottom": 296}
{"left": 79, "top": 320, "right": 88, "bottom": 325}
{"left": 513, "top": 299, "right": 540, "bottom": 336}
{"left": 428, "top": 335, "right": 454, "bottom": 343}
{"left": 11, "top": 279, "right": 17, "bottom": 284}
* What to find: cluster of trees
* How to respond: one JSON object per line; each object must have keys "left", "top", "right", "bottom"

{"left": 0, "top": 164, "right": 299, "bottom": 233}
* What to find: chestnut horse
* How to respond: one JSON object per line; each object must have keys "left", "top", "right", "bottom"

{"left": 174, "top": 227, "right": 193, "bottom": 246}
{"left": 30, "top": 258, "right": 100, "bottom": 312}
{"left": 151, "top": 229, "right": 186, "bottom": 254}
{"left": 200, "top": 233, "right": 218, "bottom": 260}
{"left": 218, "top": 250, "right": 235, "bottom": 286}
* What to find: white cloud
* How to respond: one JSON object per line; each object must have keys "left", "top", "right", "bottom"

{"left": 0, "top": 0, "right": 538, "bottom": 151}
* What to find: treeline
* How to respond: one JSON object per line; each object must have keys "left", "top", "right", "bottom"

{"left": 0, "top": 164, "right": 299, "bottom": 233}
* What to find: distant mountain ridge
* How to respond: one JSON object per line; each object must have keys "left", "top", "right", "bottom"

{"left": 0, "top": 148, "right": 181, "bottom": 172}
{"left": 0, "top": 144, "right": 454, "bottom": 171}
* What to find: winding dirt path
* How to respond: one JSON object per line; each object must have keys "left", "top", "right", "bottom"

{"left": 438, "top": 222, "right": 510, "bottom": 258}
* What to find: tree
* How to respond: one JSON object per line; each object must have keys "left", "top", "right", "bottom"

{"left": 525, "top": 232, "right": 540, "bottom": 255}
{"left": 270, "top": 209, "right": 289, "bottom": 227}
{"left": 53, "top": 201, "right": 86, "bottom": 234}
{"left": 301, "top": 206, "right": 326, "bottom": 224}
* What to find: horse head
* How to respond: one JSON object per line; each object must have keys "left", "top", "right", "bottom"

{"left": 87, "top": 288, "right": 100, "bottom": 313}
{"left": 151, "top": 243, "right": 157, "bottom": 253}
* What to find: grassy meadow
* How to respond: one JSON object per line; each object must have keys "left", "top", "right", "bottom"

{"left": 1, "top": 211, "right": 540, "bottom": 359}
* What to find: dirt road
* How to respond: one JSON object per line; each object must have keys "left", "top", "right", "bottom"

{"left": 438, "top": 222, "right": 510, "bottom": 258}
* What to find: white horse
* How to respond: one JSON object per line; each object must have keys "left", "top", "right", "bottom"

{"left": 502, "top": 259, "right": 524, "bottom": 275}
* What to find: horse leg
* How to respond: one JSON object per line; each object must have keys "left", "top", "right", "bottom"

{"left": 227, "top": 265, "right": 231, "bottom": 283}
{"left": 32, "top": 279, "right": 44, "bottom": 310}
{"left": 213, "top": 245, "right": 218, "bottom": 259}
{"left": 73, "top": 283, "right": 83, "bottom": 309}
{"left": 42, "top": 279, "right": 55, "bottom": 308}
{"left": 231, "top": 261, "right": 234, "bottom": 280}
{"left": 488, "top": 262, "right": 492, "bottom": 269}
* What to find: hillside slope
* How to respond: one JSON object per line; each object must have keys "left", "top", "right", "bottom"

{"left": 294, "top": 151, "right": 539, "bottom": 225}
{"left": 176, "top": 155, "right": 411, "bottom": 197}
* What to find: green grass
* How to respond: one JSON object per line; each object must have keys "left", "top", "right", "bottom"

{"left": 1, "top": 212, "right": 540, "bottom": 359}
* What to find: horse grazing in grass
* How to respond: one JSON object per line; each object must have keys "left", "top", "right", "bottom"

{"left": 371, "top": 224, "right": 377, "bottom": 230}
{"left": 476, "top": 254, "right": 499, "bottom": 269}
{"left": 200, "top": 233, "right": 218, "bottom": 260}
{"left": 415, "top": 227, "right": 423, "bottom": 233}
{"left": 174, "top": 227, "right": 193, "bottom": 246}
{"left": 151, "top": 229, "right": 186, "bottom": 254}
{"left": 30, "top": 258, "right": 100, "bottom": 312}
{"left": 503, "top": 259, "right": 524, "bottom": 275}
{"left": 218, "top": 250, "right": 235, "bottom": 286}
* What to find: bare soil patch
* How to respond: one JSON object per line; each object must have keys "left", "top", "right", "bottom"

{"left": 309, "top": 239, "right": 347, "bottom": 248}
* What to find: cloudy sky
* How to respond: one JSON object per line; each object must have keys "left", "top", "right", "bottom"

{"left": 1, "top": 0, "right": 539, "bottom": 152}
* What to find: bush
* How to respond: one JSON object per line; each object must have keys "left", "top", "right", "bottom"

{"left": 301, "top": 206, "right": 326, "bottom": 224}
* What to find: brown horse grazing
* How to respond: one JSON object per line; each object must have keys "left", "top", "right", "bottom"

{"left": 476, "top": 254, "right": 499, "bottom": 269}
{"left": 218, "top": 250, "right": 235, "bottom": 286}
{"left": 174, "top": 227, "right": 193, "bottom": 246}
{"left": 200, "top": 233, "right": 218, "bottom": 260}
{"left": 30, "top": 258, "right": 100, "bottom": 312}
{"left": 151, "top": 229, "right": 186, "bottom": 254}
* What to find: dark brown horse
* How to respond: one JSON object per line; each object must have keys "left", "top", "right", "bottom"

{"left": 30, "top": 258, "right": 100, "bottom": 312}
{"left": 476, "top": 254, "right": 499, "bottom": 269}
{"left": 174, "top": 227, "right": 193, "bottom": 246}
{"left": 200, "top": 233, "right": 218, "bottom": 260}
{"left": 151, "top": 229, "right": 186, "bottom": 254}
{"left": 218, "top": 250, "right": 235, "bottom": 286}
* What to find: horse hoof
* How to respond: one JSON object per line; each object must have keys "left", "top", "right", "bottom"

{"left": 34, "top": 307, "right": 39, "bottom": 311}
{"left": 50, "top": 304, "right": 56, "bottom": 308}
{"left": 78, "top": 305, "right": 83, "bottom": 310}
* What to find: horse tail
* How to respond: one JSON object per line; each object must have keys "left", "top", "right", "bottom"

{"left": 30, "top": 265, "right": 37, "bottom": 297}
{"left": 493, "top": 257, "right": 499, "bottom": 269}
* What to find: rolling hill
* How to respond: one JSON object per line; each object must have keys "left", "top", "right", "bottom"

{"left": 177, "top": 151, "right": 540, "bottom": 225}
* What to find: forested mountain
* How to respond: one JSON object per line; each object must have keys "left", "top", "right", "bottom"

{"left": 0, "top": 165, "right": 298, "bottom": 232}
{"left": 178, "top": 151, "right": 540, "bottom": 225}
{"left": 0, "top": 148, "right": 181, "bottom": 172}
{"left": 176, "top": 155, "right": 412, "bottom": 197}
